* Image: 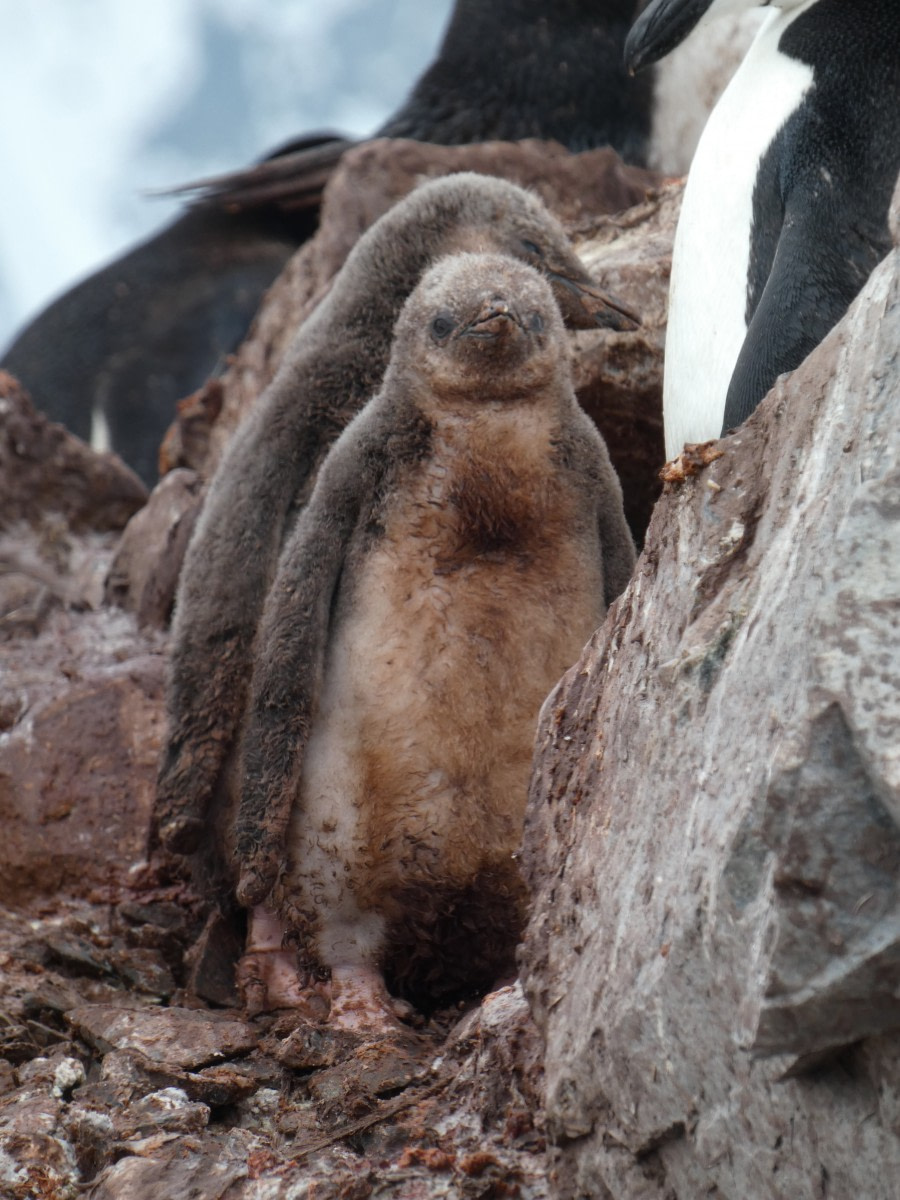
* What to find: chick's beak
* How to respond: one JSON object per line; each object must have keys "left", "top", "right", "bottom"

{"left": 549, "top": 271, "right": 641, "bottom": 333}
{"left": 460, "top": 299, "right": 520, "bottom": 339}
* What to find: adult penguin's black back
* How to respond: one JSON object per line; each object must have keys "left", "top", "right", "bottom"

{"left": 377, "top": 0, "right": 651, "bottom": 161}
{"left": 2, "top": 0, "right": 651, "bottom": 487}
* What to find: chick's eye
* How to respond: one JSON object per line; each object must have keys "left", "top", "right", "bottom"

{"left": 528, "top": 311, "right": 544, "bottom": 333}
{"left": 430, "top": 313, "right": 456, "bottom": 340}
{"left": 521, "top": 239, "right": 544, "bottom": 258}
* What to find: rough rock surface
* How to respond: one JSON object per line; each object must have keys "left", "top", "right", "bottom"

{"left": 0, "top": 372, "right": 147, "bottom": 632}
{"left": 521, "top": 241, "right": 900, "bottom": 1196}
{"left": 571, "top": 184, "right": 678, "bottom": 539}
{"left": 0, "top": 371, "right": 146, "bottom": 536}
{"left": 0, "top": 605, "right": 167, "bottom": 904}
{"left": 104, "top": 467, "right": 203, "bottom": 629}
{"left": 0, "top": 377, "right": 163, "bottom": 904}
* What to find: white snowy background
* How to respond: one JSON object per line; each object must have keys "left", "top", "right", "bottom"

{"left": 0, "top": 0, "right": 452, "bottom": 350}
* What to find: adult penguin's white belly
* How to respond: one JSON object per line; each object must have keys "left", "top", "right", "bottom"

{"left": 663, "top": 8, "right": 814, "bottom": 460}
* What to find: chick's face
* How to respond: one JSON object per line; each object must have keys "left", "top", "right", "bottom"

{"left": 394, "top": 253, "right": 568, "bottom": 406}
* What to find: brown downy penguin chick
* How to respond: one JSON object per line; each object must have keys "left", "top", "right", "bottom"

{"left": 156, "top": 172, "right": 638, "bottom": 860}
{"left": 234, "top": 252, "right": 636, "bottom": 1027}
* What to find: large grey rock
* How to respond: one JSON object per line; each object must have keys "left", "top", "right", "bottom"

{"left": 521, "top": 247, "right": 900, "bottom": 1196}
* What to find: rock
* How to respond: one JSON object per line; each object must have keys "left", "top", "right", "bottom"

{"left": 0, "top": 372, "right": 148, "bottom": 630}
{"left": 14, "top": 1052, "right": 85, "bottom": 1097}
{"left": 306, "top": 1036, "right": 430, "bottom": 1120}
{"left": 107, "top": 947, "right": 176, "bottom": 998}
{"left": 158, "top": 377, "right": 224, "bottom": 479}
{"left": 444, "top": 983, "right": 546, "bottom": 1146}
{"left": 0, "top": 1084, "right": 78, "bottom": 1200}
{"left": 114, "top": 1086, "right": 210, "bottom": 1140}
{"left": 184, "top": 1060, "right": 276, "bottom": 1108}
{"left": 520, "top": 245, "right": 900, "bottom": 1195}
{"left": 0, "top": 1129, "right": 78, "bottom": 1200}
{"left": 0, "top": 370, "right": 146, "bottom": 534}
{"left": 66, "top": 1005, "right": 257, "bottom": 1070}
{"left": 183, "top": 910, "right": 243, "bottom": 1009}
{"left": 104, "top": 468, "right": 203, "bottom": 629}
{"left": 571, "top": 183, "right": 679, "bottom": 539}
{"left": 0, "top": 371, "right": 168, "bottom": 905}
{"left": 94, "top": 1047, "right": 278, "bottom": 1108}
{"left": 0, "top": 610, "right": 166, "bottom": 904}
{"left": 42, "top": 930, "right": 116, "bottom": 978}
{"left": 272, "top": 1023, "right": 364, "bottom": 1071}
{"left": 87, "top": 1144, "right": 247, "bottom": 1200}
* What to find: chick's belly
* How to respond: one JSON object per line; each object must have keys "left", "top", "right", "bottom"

{"left": 284, "top": 545, "right": 602, "bottom": 917}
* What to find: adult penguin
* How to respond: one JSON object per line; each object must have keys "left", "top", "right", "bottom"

{"left": 626, "top": 0, "right": 900, "bottom": 459}
{"left": 2, "top": 0, "right": 651, "bottom": 486}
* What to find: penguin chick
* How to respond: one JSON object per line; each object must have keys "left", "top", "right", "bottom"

{"left": 626, "top": 0, "right": 900, "bottom": 458}
{"left": 235, "top": 252, "right": 636, "bottom": 1027}
{"left": 156, "top": 172, "right": 639, "bottom": 861}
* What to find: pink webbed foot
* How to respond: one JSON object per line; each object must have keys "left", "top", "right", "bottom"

{"left": 328, "top": 963, "right": 416, "bottom": 1035}
{"left": 238, "top": 906, "right": 329, "bottom": 1018}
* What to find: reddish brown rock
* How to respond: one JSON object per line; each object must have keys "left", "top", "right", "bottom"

{"left": 0, "top": 372, "right": 149, "bottom": 631}
{"left": 570, "top": 183, "right": 680, "bottom": 537}
{"left": 104, "top": 467, "right": 203, "bottom": 629}
{"left": 0, "top": 370, "right": 146, "bottom": 534}
{"left": 0, "top": 610, "right": 166, "bottom": 904}
{"left": 0, "top": 361, "right": 172, "bottom": 909}
{"left": 84, "top": 1144, "right": 249, "bottom": 1200}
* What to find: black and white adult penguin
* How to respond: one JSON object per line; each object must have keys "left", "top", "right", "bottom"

{"left": 626, "top": 0, "right": 900, "bottom": 459}
{"left": 2, "top": 0, "right": 651, "bottom": 487}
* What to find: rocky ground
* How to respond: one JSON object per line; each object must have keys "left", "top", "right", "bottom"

{"left": 3, "top": 139, "right": 898, "bottom": 1199}
{"left": 0, "top": 369, "right": 552, "bottom": 1198}
{"left": 0, "top": 140, "right": 673, "bottom": 1200}
{"left": 0, "top": 888, "right": 548, "bottom": 1199}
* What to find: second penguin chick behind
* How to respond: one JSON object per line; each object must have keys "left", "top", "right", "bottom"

{"left": 234, "top": 252, "right": 635, "bottom": 1029}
